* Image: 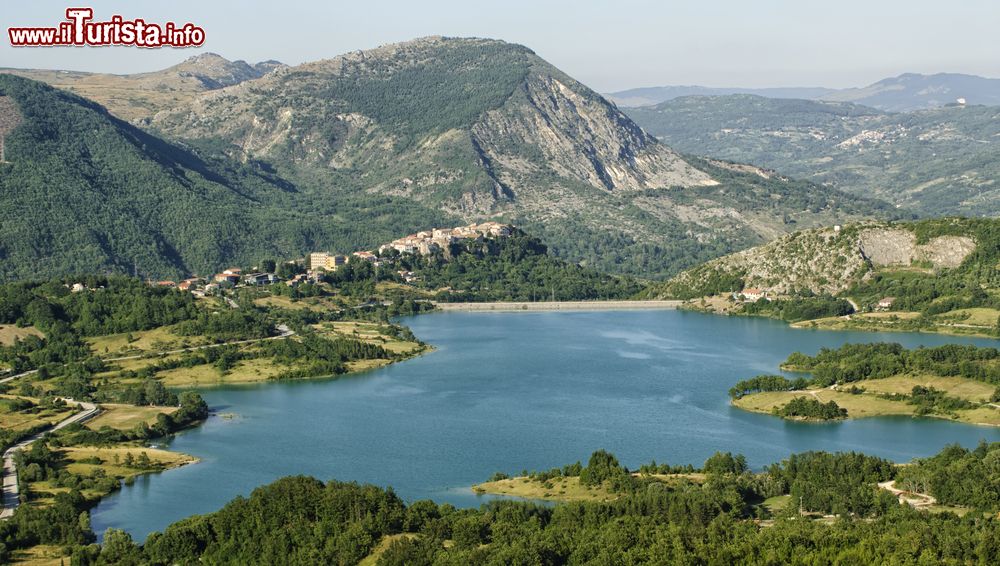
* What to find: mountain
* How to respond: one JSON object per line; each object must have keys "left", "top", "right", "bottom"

{"left": 609, "top": 73, "right": 1000, "bottom": 111}
{"left": 624, "top": 94, "right": 1000, "bottom": 217}
{"left": 145, "top": 36, "right": 893, "bottom": 278}
{"left": 823, "top": 73, "right": 1000, "bottom": 112}
{"left": 0, "top": 53, "right": 285, "bottom": 122}
{"left": 606, "top": 86, "right": 837, "bottom": 108}
{"left": 0, "top": 74, "right": 451, "bottom": 281}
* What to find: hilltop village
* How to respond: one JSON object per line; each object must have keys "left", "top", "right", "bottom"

{"left": 139, "top": 222, "right": 515, "bottom": 295}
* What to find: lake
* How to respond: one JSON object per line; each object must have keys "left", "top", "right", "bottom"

{"left": 91, "top": 310, "right": 1000, "bottom": 540}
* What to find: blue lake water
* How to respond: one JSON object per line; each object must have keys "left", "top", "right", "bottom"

{"left": 91, "top": 310, "right": 1000, "bottom": 540}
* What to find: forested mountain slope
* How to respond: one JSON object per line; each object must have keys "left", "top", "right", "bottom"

{"left": 626, "top": 94, "right": 1000, "bottom": 216}
{"left": 148, "top": 37, "right": 893, "bottom": 278}
{"left": 0, "top": 74, "right": 452, "bottom": 281}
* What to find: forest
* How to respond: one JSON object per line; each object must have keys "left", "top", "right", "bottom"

{"left": 0, "top": 277, "right": 201, "bottom": 374}
{"left": 402, "top": 230, "right": 645, "bottom": 301}
{"left": 780, "top": 342, "right": 1000, "bottom": 388}
{"left": 19, "top": 443, "right": 996, "bottom": 565}
{"left": 741, "top": 294, "right": 854, "bottom": 322}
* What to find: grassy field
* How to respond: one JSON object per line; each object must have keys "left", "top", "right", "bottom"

{"left": 762, "top": 494, "right": 792, "bottom": 513}
{"left": 0, "top": 324, "right": 43, "bottom": 346}
{"left": 315, "top": 321, "right": 423, "bottom": 355}
{"left": 7, "top": 544, "right": 67, "bottom": 566}
{"left": 253, "top": 294, "right": 345, "bottom": 312}
{"left": 854, "top": 375, "right": 996, "bottom": 402}
{"left": 473, "top": 473, "right": 705, "bottom": 503}
{"left": 358, "top": 534, "right": 419, "bottom": 566}
{"left": 0, "top": 397, "right": 77, "bottom": 433}
{"left": 156, "top": 356, "right": 288, "bottom": 387}
{"left": 86, "top": 319, "right": 425, "bottom": 388}
{"left": 87, "top": 325, "right": 206, "bottom": 357}
{"left": 473, "top": 475, "right": 621, "bottom": 502}
{"left": 933, "top": 307, "right": 1000, "bottom": 326}
{"left": 734, "top": 389, "right": 916, "bottom": 419}
{"left": 28, "top": 445, "right": 196, "bottom": 504}
{"left": 792, "top": 309, "right": 998, "bottom": 338}
{"left": 734, "top": 375, "right": 1000, "bottom": 426}
{"left": 86, "top": 404, "right": 179, "bottom": 431}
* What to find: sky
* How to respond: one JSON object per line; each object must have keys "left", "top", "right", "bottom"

{"left": 2, "top": 0, "right": 999, "bottom": 92}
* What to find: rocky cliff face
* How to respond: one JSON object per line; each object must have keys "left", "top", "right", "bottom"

{"left": 471, "top": 72, "right": 715, "bottom": 194}
{"left": 858, "top": 228, "right": 975, "bottom": 268}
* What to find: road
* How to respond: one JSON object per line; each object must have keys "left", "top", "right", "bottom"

{"left": 845, "top": 298, "right": 859, "bottom": 314}
{"left": 105, "top": 324, "right": 294, "bottom": 362}
{"left": 1, "top": 399, "right": 100, "bottom": 519}
{"left": 0, "top": 369, "right": 38, "bottom": 386}
{"left": 0, "top": 297, "right": 294, "bottom": 520}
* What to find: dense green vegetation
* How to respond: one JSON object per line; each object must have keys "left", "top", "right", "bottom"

{"left": 896, "top": 441, "right": 1000, "bottom": 509}
{"left": 729, "top": 375, "right": 809, "bottom": 400}
{"left": 300, "top": 41, "right": 532, "bottom": 141}
{"left": 742, "top": 295, "right": 854, "bottom": 322}
{"left": 782, "top": 342, "right": 1000, "bottom": 388}
{"left": 28, "top": 444, "right": 999, "bottom": 565}
{"left": 0, "top": 277, "right": 200, "bottom": 373}
{"left": 403, "top": 230, "right": 644, "bottom": 301}
{"left": 0, "top": 73, "right": 455, "bottom": 281}
{"left": 731, "top": 342, "right": 1000, "bottom": 422}
{"left": 774, "top": 397, "right": 848, "bottom": 420}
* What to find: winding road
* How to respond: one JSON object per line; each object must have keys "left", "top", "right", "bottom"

{"left": 1, "top": 399, "right": 100, "bottom": 519}
{"left": 0, "top": 316, "right": 294, "bottom": 521}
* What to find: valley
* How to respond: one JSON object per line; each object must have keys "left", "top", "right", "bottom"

{"left": 0, "top": 13, "right": 998, "bottom": 563}
{"left": 624, "top": 94, "right": 1000, "bottom": 216}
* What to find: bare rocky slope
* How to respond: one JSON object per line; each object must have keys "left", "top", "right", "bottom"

{"left": 660, "top": 220, "right": 980, "bottom": 298}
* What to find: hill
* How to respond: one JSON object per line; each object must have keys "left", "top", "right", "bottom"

{"left": 823, "top": 72, "right": 1000, "bottom": 111}
{"left": 0, "top": 74, "right": 453, "bottom": 281}
{"left": 606, "top": 85, "right": 837, "bottom": 107}
{"left": 624, "top": 94, "right": 1000, "bottom": 216}
{"left": 1, "top": 53, "right": 284, "bottom": 123}
{"left": 144, "top": 37, "right": 892, "bottom": 278}
{"left": 609, "top": 73, "right": 1000, "bottom": 111}
{"left": 658, "top": 217, "right": 1000, "bottom": 335}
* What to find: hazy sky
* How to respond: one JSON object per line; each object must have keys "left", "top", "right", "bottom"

{"left": 3, "top": 0, "right": 998, "bottom": 91}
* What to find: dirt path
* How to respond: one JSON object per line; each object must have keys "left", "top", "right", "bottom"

{"left": 877, "top": 480, "right": 936, "bottom": 508}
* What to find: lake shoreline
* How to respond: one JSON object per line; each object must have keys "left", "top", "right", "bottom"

{"left": 433, "top": 300, "right": 682, "bottom": 311}
{"left": 91, "top": 309, "right": 1000, "bottom": 540}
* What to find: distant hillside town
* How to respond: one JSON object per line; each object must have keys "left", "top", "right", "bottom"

{"left": 137, "top": 222, "right": 515, "bottom": 295}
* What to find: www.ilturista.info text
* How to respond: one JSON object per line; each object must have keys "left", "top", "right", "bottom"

{"left": 8, "top": 8, "right": 205, "bottom": 47}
